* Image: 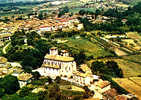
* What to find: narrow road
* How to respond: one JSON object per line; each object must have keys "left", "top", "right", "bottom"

{"left": 3, "top": 42, "right": 10, "bottom": 54}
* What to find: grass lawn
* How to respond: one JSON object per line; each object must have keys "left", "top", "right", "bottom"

{"left": 113, "top": 77, "right": 141, "bottom": 99}
{"left": 64, "top": 37, "right": 114, "bottom": 58}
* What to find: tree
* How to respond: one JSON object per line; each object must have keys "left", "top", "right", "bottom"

{"left": 55, "top": 76, "right": 61, "bottom": 83}
{"left": 21, "top": 55, "right": 38, "bottom": 69}
{"left": 79, "top": 9, "right": 86, "bottom": 15}
{"left": 38, "top": 91, "right": 48, "bottom": 100}
{"left": 48, "top": 83, "right": 61, "bottom": 99}
{"left": 58, "top": 6, "right": 69, "bottom": 17}
{"left": 26, "top": 31, "right": 41, "bottom": 45}
{"left": 0, "top": 75, "right": 20, "bottom": 94}
{"left": 0, "top": 88, "right": 5, "bottom": 97}
{"left": 11, "top": 30, "right": 25, "bottom": 46}
{"left": 91, "top": 61, "right": 105, "bottom": 74}
{"left": 95, "top": 9, "right": 101, "bottom": 18}
{"left": 32, "top": 71, "right": 41, "bottom": 80}
{"left": 19, "top": 87, "right": 30, "bottom": 97}
{"left": 38, "top": 13, "right": 44, "bottom": 20}
{"left": 75, "top": 50, "right": 86, "bottom": 65}
{"left": 106, "top": 61, "right": 123, "bottom": 77}
{"left": 48, "top": 77, "right": 52, "bottom": 84}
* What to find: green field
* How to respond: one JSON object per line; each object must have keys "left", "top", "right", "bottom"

{"left": 64, "top": 37, "right": 114, "bottom": 58}
{"left": 0, "top": 5, "right": 33, "bottom": 17}
{"left": 70, "top": 8, "right": 96, "bottom": 13}
{"left": 60, "top": 0, "right": 84, "bottom": 8}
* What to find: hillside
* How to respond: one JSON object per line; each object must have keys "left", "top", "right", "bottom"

{"left": 0, "top": 0, "right": 45, "bottom": 3}
{"left": 117, "top": 0, "right": 141, "bottom": 5}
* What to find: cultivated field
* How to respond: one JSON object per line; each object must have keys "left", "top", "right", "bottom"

{"left": 114, "top": 57, "right": 141, "bottom": 78}
{"left": 113, "top": 77, "right": 141, "bottom": 100}
{"left": 64, "top": 37, "right": 114, "bottom": 58}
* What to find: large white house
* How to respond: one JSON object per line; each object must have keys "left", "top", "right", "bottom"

{"left": 34, "top": 47, "right": 77, "bottom": 79}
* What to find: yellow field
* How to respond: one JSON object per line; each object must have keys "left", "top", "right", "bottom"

{"left": 113, "top": 77, "right": 141, "bottom": 100}
{"left": 129, "top": 77, "right": 141, "bottom": 86}
{"left": 116, "top": 3, "right": 129, "bottom": 8}
{"left": 127, "top": 32, "right": 141, "bottom": 41}
{"left": 114, "top": 58, "right": 141, "bottom": 77}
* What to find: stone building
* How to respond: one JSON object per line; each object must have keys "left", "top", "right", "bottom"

{"left": 34, "top": 47, "right": 77, "bottom": 79}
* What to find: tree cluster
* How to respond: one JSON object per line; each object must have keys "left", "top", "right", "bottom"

{"left": 91, "top": 61, "right": 123, "bottom": 78}
{"left": 5, "top": 30, "right": 52, "bottom": 70}
{"left": 58, "top": 6, "right": 69, "bottom": 17}
{"left": 0, "top": 75, "right": 20, "bottom": 97}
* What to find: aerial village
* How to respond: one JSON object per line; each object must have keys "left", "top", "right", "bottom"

{"left": 0, "top": 12, "right": 138, "bottom": 98}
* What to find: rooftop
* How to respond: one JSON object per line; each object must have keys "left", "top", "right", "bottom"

{"left": 115, "top": 95, "right": 128, "bottom": 100}
{"left": 45, "top": 54, "right": 74, "bottom": 62}
{"left": 96, "top": 80, "right": 110, "bottom": 89}
{"left": 0, "top": 57, "right": 7, "bottom": 64}
{"left": 73, "top": 71, "right": 92, "bottom": 78}
{"left": 42, "top": 63, "right": 60, "bottom": 69}
{"left": 18, "top": 73, "right": 32, "bottom": 81}
{"left": 61, "top": 50, "right": 68, "bottom": 53}
{"left": 80, "top": 64, "right": 92, "bottom": 74}
{"left": 50, "top": 47, "right": 58, "bottom": 50}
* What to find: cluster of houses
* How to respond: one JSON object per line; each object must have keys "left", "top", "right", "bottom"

{"left": 0, "top": 56, "right": 33, "bottom": 88}
{"left": 39, "top": 17, "right": 83, "bottom": 33}
{"left": 0, "top": 15, "right": 83, "bottom": 45}
{"left": 33, "top": 47, "right": 112, "bottom": 99}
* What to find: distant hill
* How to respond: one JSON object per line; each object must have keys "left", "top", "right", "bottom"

{"left": 116, "top": 0, "right": 141, "bottom": 5}
{"left": 0, "top": 0, "right": 45, "bottom": 3}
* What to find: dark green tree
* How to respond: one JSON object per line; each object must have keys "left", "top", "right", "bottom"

{"left": 0, "top": 75, "right": 20, "bottom": 94}
{"left": 19, "top": 87, "right": 30, "bottom": 97}
{"left": 32, "top": 71, "right": 41, "bottom": 80}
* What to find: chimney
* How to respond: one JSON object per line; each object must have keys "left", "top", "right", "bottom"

{"left": 49, "top": 47, "right": 58, "bottom": 55}
{"left": 61, "top": 50, "right": 69, "bottom": 56}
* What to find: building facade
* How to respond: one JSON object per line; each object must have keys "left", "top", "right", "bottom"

{"left": 34, "top": 47, "right": 77, "bottom": 79}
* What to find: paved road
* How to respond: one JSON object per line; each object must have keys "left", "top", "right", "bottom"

{"left": 3, "top": 42, "right": 10, "bottom": 54}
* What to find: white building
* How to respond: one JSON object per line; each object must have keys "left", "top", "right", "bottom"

{"left": 39, "top": 25, "right": 52, "bottom": 32}
{"left": 34, "top": 47, "right": 77, "bottom": 79}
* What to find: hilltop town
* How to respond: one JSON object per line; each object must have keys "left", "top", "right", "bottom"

{"left": 0, "top": 0, "right": 141, "bottom": 100}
